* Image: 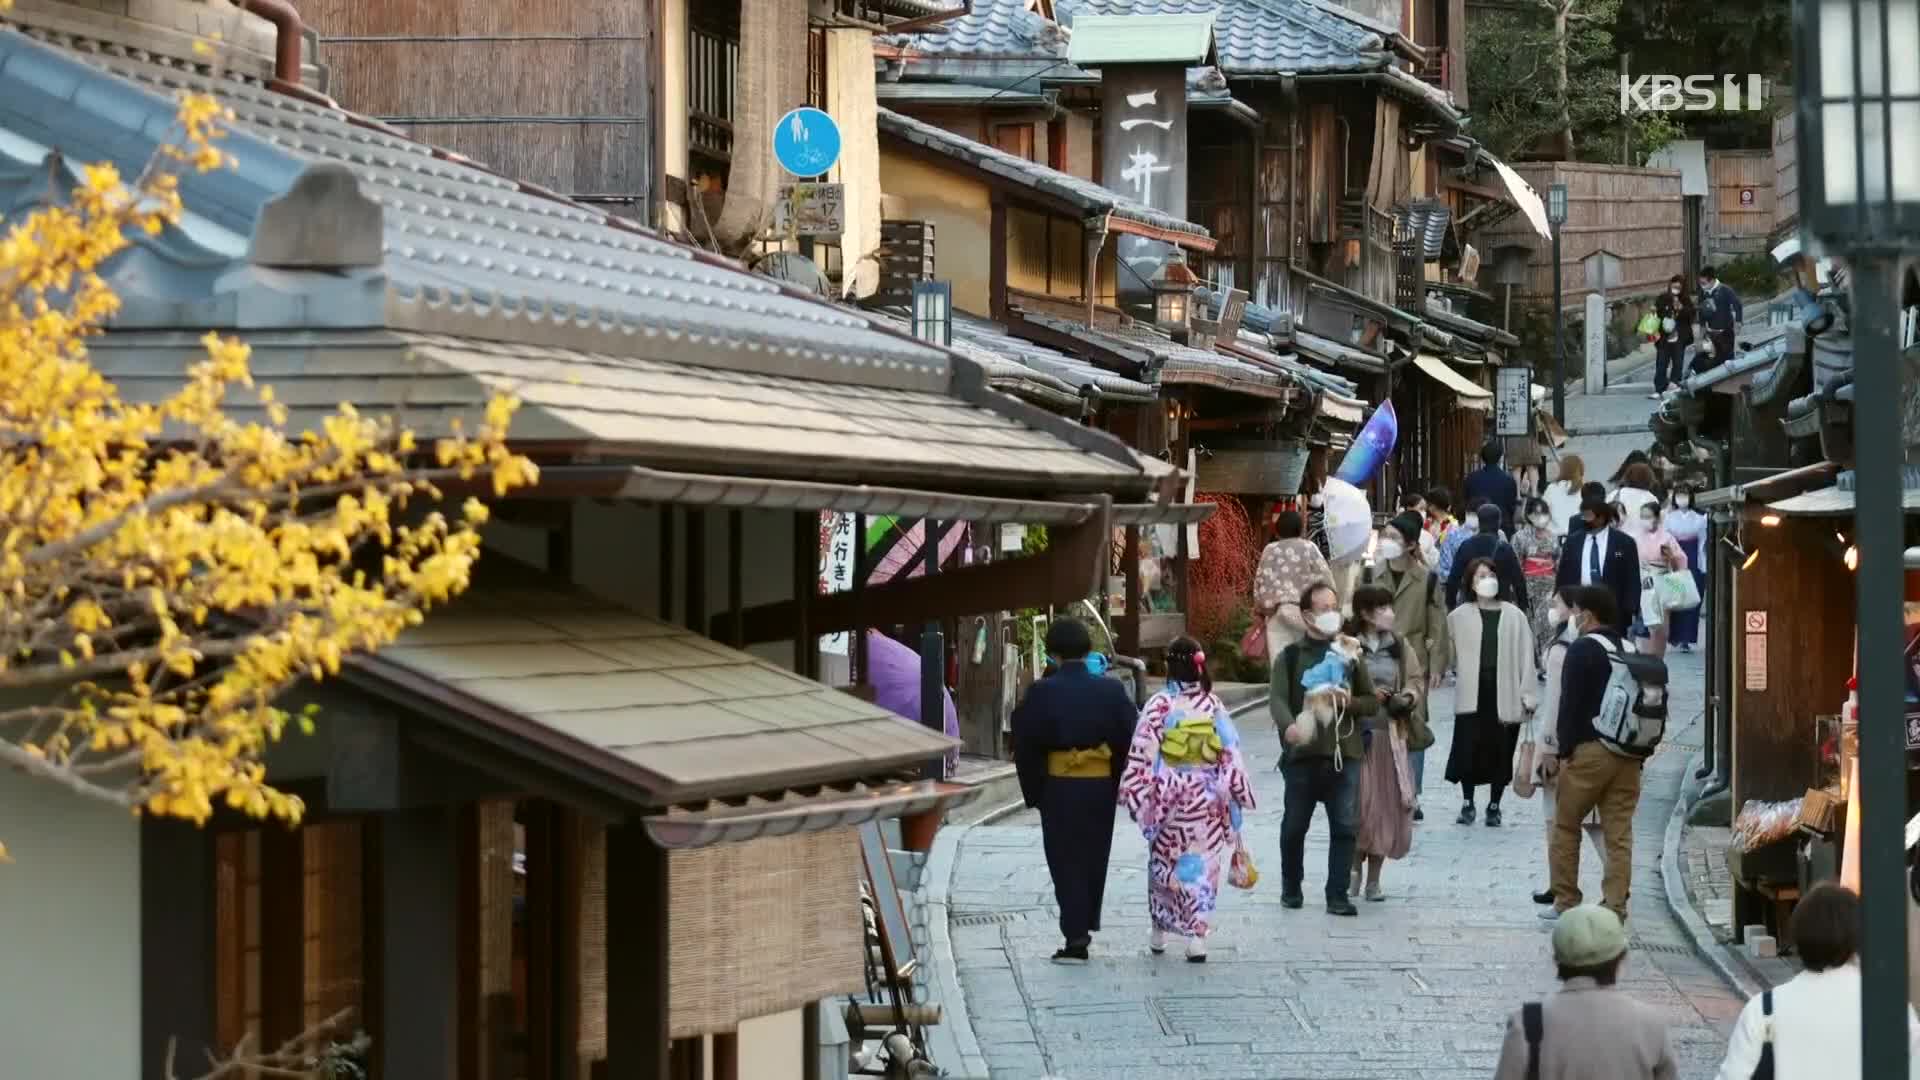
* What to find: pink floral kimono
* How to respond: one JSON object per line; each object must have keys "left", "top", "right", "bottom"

{"left": 1118, "top": 685, "right": 1258, "bottom": 936}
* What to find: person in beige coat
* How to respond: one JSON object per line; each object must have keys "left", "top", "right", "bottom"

{"left": 1365, "top": 513, "right": 1448, "bottom": 820}
{"left": 1444, "top": 558, "right": 1537, "bottom": 828}
{"left": 1493, "top": 906, "right": 1678, "bottom": 1080}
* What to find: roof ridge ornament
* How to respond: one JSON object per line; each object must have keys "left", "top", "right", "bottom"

{"left": 249, "top": 162, "right": 382, "bottom": 269}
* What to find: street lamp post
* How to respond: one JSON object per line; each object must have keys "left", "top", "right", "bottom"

{"left": 1794, "top": 0, "right": 1920, "bottom": 1069}
{"left": 1548, "top": 183, "right": 1570, "bottom": 425}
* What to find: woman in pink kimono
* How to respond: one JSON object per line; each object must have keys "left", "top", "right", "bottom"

{"left": 1119, "top": 637, "right": 1257, "bottom": 963}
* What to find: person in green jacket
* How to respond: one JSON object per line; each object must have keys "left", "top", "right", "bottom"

{"left": 1271, "top": 582, "right": 1379, "bottom": 916}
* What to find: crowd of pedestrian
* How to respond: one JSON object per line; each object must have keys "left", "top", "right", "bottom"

{"left": 1006, "top": 436, "right": 1916, "bottom": 1076}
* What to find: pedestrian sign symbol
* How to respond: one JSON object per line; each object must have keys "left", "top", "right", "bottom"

{"left": 772, "top": 106, "right": 841, "bottom": 178}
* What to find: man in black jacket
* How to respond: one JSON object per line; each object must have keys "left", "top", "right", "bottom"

{"left": 1011, "top": 617, "right": 1139, "bottom": 962}
{"left": 1445, "top": 502, "right": 1528, "bottom": 609}
{"left": 1696, "top": 265, "right": 1745, "bottom": 370}
{"left": 1540, "top": 587, "right": 1644, "bottom": 921}
{"left": 1555, "top": 496, "right": 1640, "bottom": 636}
{"left": 1463, "top": 441, "right": 1519, "bottom": 534}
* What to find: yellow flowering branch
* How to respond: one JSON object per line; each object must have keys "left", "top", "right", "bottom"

{"left": 0, "top": 92, "right": 538, "bottom": 857}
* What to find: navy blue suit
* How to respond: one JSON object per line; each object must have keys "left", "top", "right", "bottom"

{"left": 1555, "top": 526, "right": 1641, "bottom": 636}
{"left": 1463, "top": 464, "right": 1519, "bottom": 537}
{"left": 1010, "top": 661, "right": 1138, "bottom": 943}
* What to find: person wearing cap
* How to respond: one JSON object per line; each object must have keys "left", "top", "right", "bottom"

{"left": 1365, "top": 513, "right": 1448, "bottom": 821}
{"left": 1492, "top": 905, "right": 1678, "bottom": 1080}
{"left": 1010, "top": 617, "right": 1139, "bottom": 963}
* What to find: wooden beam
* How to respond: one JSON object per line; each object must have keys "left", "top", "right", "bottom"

{"left": 716, "top": 499, "right": 1113, "bottom": 646}
{"left": 990, "top": 197, "right": 1010, "bottom": 322}
{"left": 606, "top": 824, "right": 671, "bottom": 1079}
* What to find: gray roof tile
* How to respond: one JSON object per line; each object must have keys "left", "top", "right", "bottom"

{"left": 1017, "top": 311, "right": 1294, "bottom": 398}
{"left": 891, "top": 0, "right": 1383, "bottom": 74}
{"left": 877, "top": 107, "right": 1209, "bottom": 240}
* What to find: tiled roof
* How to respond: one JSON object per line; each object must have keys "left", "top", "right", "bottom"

{"left": 875, "top": 81, "right": 1053, "bottom": 107}
{"left": 0, "top": 30, "right": 955, "bottom": 390}
{"left": 85, "top": 330, "right": 1150, "bottom": 492}
{"left": 878, "top": 107, "right": 1210, "bottom": 241}
{"left": 374, "top": 576, "right": 957, "bottom": 803}
{"left": 1017, "top": 312, "right": 1294, "bottom": 398}
{"left": 887, "top": 0, "right": 1385, "bottom": 76}
{"left": 0, "top": 28, "right": 1164, "bottom": 497}
{"left": 953, "top": 312, "right": 1158, "bottom": 402}
{"left": 882, "top": 0, "right": 1069, "bottom": 58}
{"left": 1057, "top": 0, "right": 1384, "bottom": 75}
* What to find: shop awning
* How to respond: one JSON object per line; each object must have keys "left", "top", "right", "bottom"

{"left": 1485, "top": 155, "right": 1553, "bottom": 240}
{"left": 350, "top": 577, "right": 962, "bottom": 808}
{"left": 1318, "top": 391, "right": 1368, "bottom": 425}
{"left": 1696, "top": 461, "right": 1843, "bottom": 510}
{"left": 645, "top": 780, "right": 978, "bottom": 849}
{"left": 1412, "top": 352, "right": 1493, "bottom": 410}
{"left": 1765, "top": 484, "right": 1920, "bottom": 517}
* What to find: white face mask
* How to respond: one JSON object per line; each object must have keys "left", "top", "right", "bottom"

{"left": 1377, "top": 538, "right": 1405, "bottom": 561}
{"left": 1311, "top": 610, "right": 1343, "bottom": 635}
{"left": 1548, "top": 603, "right": 1569, "bottom": 626}
{"left": 1371, "top": 608, "right": 1397, "bottom": 632}
{"left": 1675, "top": 494, "right": 1691, "bottom": 508}
{"left": 1474, "top": 577, "right": 1500, "bottom": 599}
{"left": 1531, "top": 514, "right": 1551, "bottom": 529}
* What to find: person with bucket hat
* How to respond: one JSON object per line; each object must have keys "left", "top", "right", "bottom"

{"left": 1492, "top": 906, "right": 1678, "bottom": 1079}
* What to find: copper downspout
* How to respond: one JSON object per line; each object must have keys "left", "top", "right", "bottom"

{"left": 239, "top": 0, "right": 304, "bottom": 85}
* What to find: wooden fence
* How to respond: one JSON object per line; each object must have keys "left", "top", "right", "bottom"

{"left": 303, "top": 0, "right": 654, "bottom": 205}
{"left": 1774, "top": 110, "right": 1800, "bottom": 235}
{"left": 1707, "top": 149, "right": 1776, "bottom": 259}
{"left": 1480, "top": 162, "right": 1685, "bottom": 309}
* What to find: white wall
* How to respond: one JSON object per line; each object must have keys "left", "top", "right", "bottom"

{"left": 0, "top": 768, "right": 141, "bottom": 1079}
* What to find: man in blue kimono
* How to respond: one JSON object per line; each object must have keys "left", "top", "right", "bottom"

{"left": 1011, "top": 617, "right": 1138, "bottom": 963}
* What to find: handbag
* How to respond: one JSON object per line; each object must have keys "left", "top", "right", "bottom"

{"left": 1240, "top": 618, "right": 1268, "bottom": 662}
{"left": 1512, "top": 731, "right": 1539, "bottom": 799}
{"left": 1656, "top": 568, "right": 1701, "bottom": 611}
{"left": 1228, "top": 844, "right": 1259, "bottom": 889}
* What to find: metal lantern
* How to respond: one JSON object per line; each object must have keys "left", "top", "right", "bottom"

{"left": 1150, "top": 248, "right": 1198, "bottom": 339}
{"left": 1547, "top": 183, "right": 1570, "bottom": 226}
{"left": 1794, "top": 0, "right": 1920, "bottom": 243}
{"left": 911, "top": 280, "right": 952, "bottom": 347}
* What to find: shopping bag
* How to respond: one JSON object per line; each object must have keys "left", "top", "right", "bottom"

{"left": 1656, "top": 569, "right": 1701, "bottom": 612}
{"left": 1228, "top": 844, "right": 1259, "bottom": 889}
{"left": 1512, "top": 733, "right": 1538, "bottom": 799}
{"left": 1239, "top": 619, "right": 1268, "bottom": 662}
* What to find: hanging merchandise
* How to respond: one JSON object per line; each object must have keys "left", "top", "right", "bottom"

{"left": 1332, "top": 400, "right": 1399, "bottom": 486}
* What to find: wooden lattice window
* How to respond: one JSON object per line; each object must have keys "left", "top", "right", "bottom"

{"left": 689, "top": 4, "right": 741, "bottom": 166}
{"left": 808, "top": 28, "right": 828, "bottom": 109}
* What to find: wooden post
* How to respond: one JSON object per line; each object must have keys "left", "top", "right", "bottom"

{"left": 795, "top": 511, "right": 817, "bottom": 680}
{"left": 374, "top": 809, "right": 460, "bottom": 1080}
{"left": 657, "top": 505, "right": 676, "bottom": 624}
{"left": 990, "top": 198, "right": 1009, "bottom": 322}
{"left": 686, "top": 511, "right": 707, "bottom": 634}
{"left": 1084, "top": 224, "right": 1107, "bottom": 326}
{"left": 605, "top": 824, "right": 670, "bottom": 1079}
{"left": 728, "top": 509, "right": 744, "bottom": 648}
{"left": 852, "top": 513, "right": 869, "bottom": 685}
{"left": 141, "top": 821, "right": 216, "bottom": 1080}
{"left": 1121, "top": 526, "right": 1142, "bottom": 657}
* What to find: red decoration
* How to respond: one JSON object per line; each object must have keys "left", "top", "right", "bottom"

{"left": 1187, "top": 493, "right": 1261, "bottom": 643}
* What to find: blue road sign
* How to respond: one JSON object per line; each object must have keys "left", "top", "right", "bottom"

{"left": 772, "top": 106, "right": 842, "bottom": 177}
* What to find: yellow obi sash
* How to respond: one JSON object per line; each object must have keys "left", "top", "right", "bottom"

{"left": 1046, "top": 746, "right": 1113, "bottom": 778}
{"left": 1159, "top": 716, "right": 1222, "bottom": 767}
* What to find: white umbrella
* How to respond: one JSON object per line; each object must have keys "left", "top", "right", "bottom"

{"left": 1488, "top": 157, "right": 1553, "bottom": 241}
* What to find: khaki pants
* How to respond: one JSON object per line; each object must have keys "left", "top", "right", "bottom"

{"left": 1550, "top": 741, "right": 1643, "bottom": 918}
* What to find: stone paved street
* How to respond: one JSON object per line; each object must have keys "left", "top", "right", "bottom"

{"left": 945, "top": 648, "right": 1749, "bottom": 1079}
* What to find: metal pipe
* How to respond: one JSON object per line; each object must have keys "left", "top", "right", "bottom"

{"left": 1852, "top": 250, "right": 1909, "bottom": 1076}
{"left": 241, "top": 0, "right": 305, "bottom": 85}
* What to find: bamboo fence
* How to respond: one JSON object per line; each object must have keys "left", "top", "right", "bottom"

{"left": 1481, "top": 161, "right": 1686, "bottom": 308}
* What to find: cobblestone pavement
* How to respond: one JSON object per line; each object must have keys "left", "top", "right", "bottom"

{"left": 946, "top": 648, "right": 1752, "bottom": 1079}
{"left": 1680, "top": 823, "right": 1802, "bottom": 986}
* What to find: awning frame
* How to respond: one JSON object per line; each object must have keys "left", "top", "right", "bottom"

{"left": 1411, "top": 351, "right": 1493, "bottom": 411}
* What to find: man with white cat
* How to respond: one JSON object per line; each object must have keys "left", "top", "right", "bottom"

{"left": 1271, "top": 582, "right": 1380, "bottom": 917}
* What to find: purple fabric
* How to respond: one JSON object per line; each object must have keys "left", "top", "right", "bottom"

{"left": 864, "top": 630, "right": 959, "bottom": 770}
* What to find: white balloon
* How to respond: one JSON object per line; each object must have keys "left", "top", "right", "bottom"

{"left": 1320, "top": 478, "right": 1374, "bottom": 562}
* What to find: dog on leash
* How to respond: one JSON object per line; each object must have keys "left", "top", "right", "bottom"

{"left": 1286, "top": 634, "right": 1362, "bottom": 746}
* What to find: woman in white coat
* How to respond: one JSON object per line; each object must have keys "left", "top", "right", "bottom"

{"left": 1713, "top": 882, "right": 1920, "bottom": 1079}
{"left": 1528, "top": 585, "right": 1605, "bottom": 905}
{"left": 1443, "top": 557, "right": 1537, "bottom": 828}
